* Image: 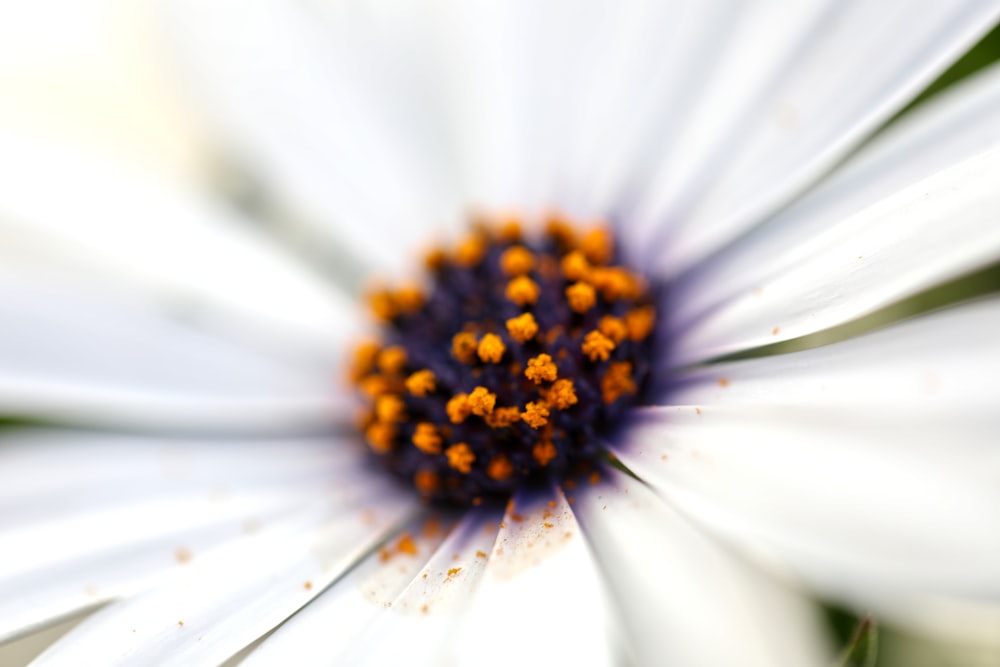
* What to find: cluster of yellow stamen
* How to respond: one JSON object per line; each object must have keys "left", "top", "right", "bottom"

{"left": 352, "top": 215, "right": 657, "bottom": 503}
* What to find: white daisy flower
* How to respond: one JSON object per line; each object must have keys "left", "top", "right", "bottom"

{"left": 2, "top": 1, "right": 1000, "bottom": 665}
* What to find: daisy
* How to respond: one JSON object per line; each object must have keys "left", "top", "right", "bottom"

{"left": 3, "top": 1, "right": 1000, "bottom": 665}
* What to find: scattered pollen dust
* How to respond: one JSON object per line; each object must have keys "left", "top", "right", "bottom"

{"left": 771, "top": 326, "right": 780, "bottom": 335}
{"left": 303, "top": 581, "right": 313, "bottom": 591}
{"left": 695, "top": 407, "right": 701, "bottom": 415}
{"left": 177, "top": 621, "right": 184, "bottom": 628}
{"left": 475, "top": 550, "right": 487, "bottom": 559}
{"left": 174, "top": 547, "right": 193, "bottom": 564}
{"left": 718, "top": 378, "right": 730, "bottom": 387}
{"left": 447, "top": 567, "right": 462, "bottom": 577}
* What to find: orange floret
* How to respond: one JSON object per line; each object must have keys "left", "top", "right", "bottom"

{"left": 350, "top": 340, "right": 381, "bottom": 380}
{"left": 484, "top": 406, "right": 522, "bottom": 428}
{"left": 580, "top": 227, "right": 614, "bottom": 265}
{"left": 582, "top": 330, "right": 616, "bottom": 362}
{"left": 505, "top": 312, "right": 539, "bottom": 343}
{"left": 414, "top": 470, "right": 440, "bottom": 495}
{"left": 375, "top": 394, "right": 406, "bottom": 423}
{"left": 525, "top": 353, "right": 558, "bottom": 384}
{"left": 560, "top": 250, "right": 590, "bottom": 281}
{"left": 445, "top": 443, "right": 476, "bottom": 474}
{"left": 477, "top": 333, "right": 506, "bottom": 363}
{"left": 455, "top": 234, "right": 486, "bottom": 267}
{"left": 468, "top": 386, "right": 497, "bottom": 416}
{"left": 532, "top": 440, "right": 558, "bottom": 466}
{"left": 521, "top": 401, "right": 550, "bottom": 429}
{"left": 393, "top": 284, "right": 424, "bottom": 313}
{"left": 412, "top": 423, "right": 442, "bottom": 454}
{"left": 597, "top": 315, "right": 627, "bottom": 343}
{"left": 446, "top": 393, "right": 472, "bottom": 424}
{"left": 451, "top": 331, "right": 479, "bottom": 363}
{"left": 624, "top": 305, "right": 656, "bottom": 342}
{"left": 405, "top": 369, "right": 437, "bottom": 397}
{"left": 487, "top": 456, "right": 514, "bottom": 481}
{"left": 365, "top": 422, "right": 396, "bottom": 454}
{"left": 499, "top": 246, "right": 536, "bottom": 276}
{"left": 565, "top": 281, "right": 597, "bottom": 313}
{"left": 505, "top": 276, "right": 540, "bottom": 305}
{"left": 377, "top": 346, "right": 408, "bottom": 374}
{"left": 367, "top": 289, "right": 397, "bottom": 321}
{"left": 545, "top": 378, "right": 578, "bottom": 410}
{"left": 601, "top": 361, "right": 637, "bottom": 404}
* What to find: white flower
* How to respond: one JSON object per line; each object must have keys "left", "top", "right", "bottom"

{"left": 2, "top": 1, "right": 1000, "bottom": 665}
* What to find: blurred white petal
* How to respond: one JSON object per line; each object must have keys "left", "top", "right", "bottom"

{"left": 0, "top": 432, "right": 371, "bottom": 643}
{"left": 617, "top": 302, "right": 1000, "bottom": 618}
{"left": 575, "top": 469, "right": 832, "bottom": 667}
{"left": 628, "top": 0, "right": 1000, "bottom": 275}
{"left": 450, "top": 489, "right": 621, "bottom": 667}
{"left": 674, "top": 60, "right": 1000, "bottom": 341}
{"left": 670, "top": 148, "right": 1000, "bottom": 364}
{"left": 0, "top": 130, "right": 357, "bottom": 357}
{"left": 30, "top": 480, "right": 415, "bottom": 667}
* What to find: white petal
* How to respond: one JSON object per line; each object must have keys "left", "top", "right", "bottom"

{"left": 670, "top": 147, "right": 1000, "bottom": 365}
{"left": 575, "top": 469, "right": 832, "bottom": 667}
{"left": 0, "top": 276, "right": 349, "bottom": 431}
{"left": 669, "top": 297, "right": 1000, "bottom": 413}
{"left": 451, "top": 489, "right": 621, "bottom": 667}
{"left": 0, "top": 431, "right": 369, "bottom": 643}
{"left": 333, "top": 510, "right": 500, "bottom": 666}
{"left": 627, "top": 0, "right": 1000, "bottom": 276}
{"left": 30, "top": 478, "right": 416, "bottom": 666}
{"left": 161, "top": 0, "right": 466, "bottom": 274}
{"left": 674, "top": 60, "right": 1000, "bottom": 346}
{"left": 0, "top": 129, "right": 358, "bottom": 358}
{"left": 615, "top": 303, "right": 1000, "bottom": 624}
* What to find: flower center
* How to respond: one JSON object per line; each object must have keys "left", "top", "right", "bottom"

{"left": 350, "top": 216, "right": 658, "bottom": 505}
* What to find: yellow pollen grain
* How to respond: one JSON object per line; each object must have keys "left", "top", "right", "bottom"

{"left": 560, "top": 250, "right": 591, "bottom": 281}
{"left": 477, "top": 333, "right": 506, "bottom": 363}
{"left": 505, "top": 312, "right": 539, "bottom": 343}
{"left": 624, "top": 305, "right": 656, "bottom": 342}
{"left": 505, "top": 275, "right": 540, "bottom": 306}
{"left": 545, "top": 378, "right": 578, "bottom": 410}
{"left": 405, "top": 369, "right": 437, "bottom": 397}
{"left": 565, "top": 281, "right": 597, "bottom": 313}
{"left": 375, "top": 394, "right": 406, "bottom": 423}
{"left": 446, "top": 393, "right": 472, "bottom": 424}
{"left": 532, "top": 440, "right": 558, "bottom": 466}
{"left": 377, "top": 346, "right": 408, "bottom": 374}
{"left": 487, "top": 456, "right": 514, "bottom": 481}
{"left": 598, "top": 316, "right": 627, "bottom": 344}
{"left": 484, "top": 406, "right": 521, "bottom": 428}
{"left": 525, "top": 353, "right": 558, "bottom": 384}
{"left": 521, "top": 401, "right": 550, "bottom": 429}
{"left": 582, "top": 330, "right": 616, "bottom": 362}
{"left": 499, "top": 246, "right": 536, "bottom": 276}
{"left": 455, "top": 234, "right": 486, "bottom": 267}
{"left": 397, "top": 533, "right": 418, "bottom": 556}
{"left": 451, "top": 332, "right": 479, "bottom": 363}
{"left": 468, "top": 386, "right": 497, "bottom": 416}
{"left": 412, "top": 423, "right": 442, "bottom": 454}
{"left": 365, "top": 422, "right": 396, "bottom": 454}
{"left": 602, "top": 361, "right": 637, "bottom": 404}
{"left": 580, "top": 227, "right": 614, "bottom": 265}
{"left": 445, "top": 443, "right": 476, "bottom": 474}
{"left": 414, "top": 470, "right": 440, "bottom": 495}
